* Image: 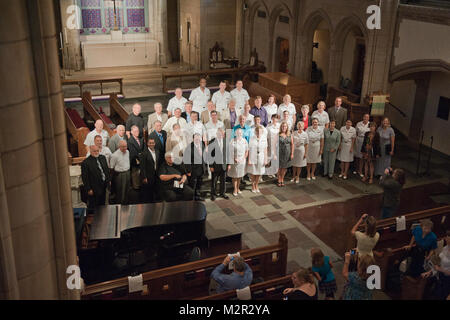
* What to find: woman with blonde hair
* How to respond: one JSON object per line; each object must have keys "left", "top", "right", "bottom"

{"left": 291, "top": 121, "right": 309, "bottom": 183}
{"left": 351, "top": 213, "right": 380, "bottom": 257}
{"left": 277, "top": 122, "right": 294, "bottom": 187}
{"left": 283, "top": 268, "right": 318, "bottom": 300}
{"left": 375, "top": 117, "right": 395, "bottom": 176}
{"left": 311, "top": 101, "right": 330, "bottom": 130}
{"left": 342, "top": 253, "right": 375, "bottom": 300}
{"left": 247, "top": 126, "right": 268, "bottom": 193}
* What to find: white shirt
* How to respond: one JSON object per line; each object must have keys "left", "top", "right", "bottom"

{"left": 439, "top": 245, "right": 450, "bottom": 273}
{"left": 277, "top": 103, "right": 297, "bottom": 118}
{"left": 86, "top": 146, "right": 112, "bottom": 166}
{"left": 109, "top": 149, "right": 130, "bottom": 172}
{"left": 163, "top": 116, "right": 188, "bottom": 134}
{"left": 306, "top": 126, "right": 324, "bottom": 144}
{"left": 84, "top": 129, "right": 109, "bottom": 147}
{"left": 356, "top": 121, "right": 370, "bottom": 138}
{"left": 281, "top": 117, "right": 294, "bottom": 131}
{"left": 148, "top": 148, "right": 157, "bottom": 170}
{"left": 230, "top": 88, "right": 250, "bottom": 113}
{"left": 311, "top": 110, "right": 330, "bottom": 129}
{"left": 340, "top": 126, "right": 356, "bottom": 144}
{"left": 205, "top": 120, "right": 225, "bottom": 141}
{"left": 185, "top": 121, "right": 206, "bottom": 142}
{"left": 264, "top": 103, "right": 278, "bottom": 122}
{"left": 189, "top": 87, "right": 211, "bottom": 114}
{"left": 211, "top": 90, "right": 231, "bottom": 114}
{"left": 167, "top": 96, "right": 187, "bottom": 114}
{"left": 243, "top": 113, "right": 254, "bottom": 127}
{"left": 252, "top": 125, "right": 268, "bottom": 140}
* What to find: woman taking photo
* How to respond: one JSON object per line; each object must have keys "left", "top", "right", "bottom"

{"left": 283, "top": 268, "right": 318, "bottom": 300}
{"left": 342, "top": 253, "right": 375, "bottom": 300}
{"left": 337, "top": 119, "right": 356, "bottom": 179}
{"left": 351, "top": 213, "right": 380, "bottom": 258}
{"left": 375, "top": 117, "right": 395, "bottom": 177}
{"left": 361, "top": 122, "right": 381, "bottom": 184}
{"left": 277, "top": 122, "right": 294, "bottom": 187}
{"left": 306, "top": 118, "right": 324, "bottom": 180}
{"left": 228, "top": 128, "right": 249, "bottom": 196}
{"left": 247, "top": 126, "right": 268, "bottom": 193}
{"left": 380, "top": 167, "right": 405, "bottom": 218}
{"left": 291, "top": 121, "right": 309, "bottom": 183}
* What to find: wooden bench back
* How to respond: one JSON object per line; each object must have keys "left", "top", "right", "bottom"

{"left": 109, "top": 93, "right": 129, "bottom": 124}
{"left": 82, "top": 233, "right": 288, "bottom": 300}
{"left": 81, "top": 91, "right": 115, "bottom": 137}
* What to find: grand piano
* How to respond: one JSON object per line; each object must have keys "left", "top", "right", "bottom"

{"left": 77, "top": 201, "right": 207, "bottom": 284}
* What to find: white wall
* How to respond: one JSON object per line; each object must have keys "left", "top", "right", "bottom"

{"left": 387, "top": 80, "right": 416, "bottom": 137}
{"left": 394, "top": 19, "right": 450, "bottom": 66}
{"left": 422, "top": 72, "right": 450, "bottom": 155}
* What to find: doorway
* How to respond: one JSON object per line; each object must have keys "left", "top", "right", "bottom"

{"left": 276, "top": 37, "right": 289, "bottom": 73}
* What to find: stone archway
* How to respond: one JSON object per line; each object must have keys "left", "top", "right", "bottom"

{"left": 245, "top": 0, "right": 270, "bottom": 65}
{"left": 267, "top": 2, "right": 293, "bottom": 72}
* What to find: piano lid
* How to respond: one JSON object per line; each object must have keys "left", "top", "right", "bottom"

{"left": 89, "top": 201, "right": 207, "bottom": 241}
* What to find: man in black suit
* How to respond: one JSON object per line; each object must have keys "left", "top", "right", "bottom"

{"left": 128, "top": 125, "right": 144, "bottom": 190}
{"left": 81, "top": 145, "right": 111, "bottom": 210}
{"left": 184, "top": 133, "right": 206, "bottom": 201}
{"left": 148, "top": 120, "right": 167, "bottom": 161}
{"left": 207, "top": 128, "right": 229, "bottom": 201}
{"left": 158, "top": 152, "right": 194, "bottom": 202}
{"left": 140, "top": 138, "right": 160, "bottom": 203}
{"left": 181, "top": 101, "right": 194, "bottom": 123}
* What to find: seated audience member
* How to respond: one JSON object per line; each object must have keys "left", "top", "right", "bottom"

{"left": 380, "top": 167, "right": 405, "bottom": 218}
{"left": 207, "top": 128, "right": 229, "bottom": 201}
{"left": 148, "top": 120, "right": 167, "bottom": 159}
{"left": 351, "top": 213, "right": 380, "bottom": 258}
{"left": 421, "top": 230, "right": 450, "bottom": 300}
{"left": 128, "top": 125, "right": 144, "bottom": 190}
{"left": 126, "top": 103, "right": 145, "bottom": 139}
{"left": 201, "top": 100, "right": 221, "bottom": 124}
{"left": 342, "top": 253, "right": 375, "bottom": 300}
{"left": 163, "top": 108, "right": 188, "bottom": 134}
{"left": 167, "top": 87, "right": 187, "bottom": 117}
{"left": 211, "top": 80, "right": 231, "bottom": 114}
{"left": 166, "top": 123, "right": 188, "bottom": 162}
{"left": 84, "top": 119, "right": 109, "bottom": 154}
{"left": 210, "top": 255, "right": 253, "bottom": 294}
{"left": 108, "top": 124, "right": 127, "bottom": 153}
{"left": 158, "top": 152, "right": 194, "bottom": 202}
{"left": 283, "top": 268, "right": 318, "bottom": 300}
{"left": 205, "top": 110, "right": 225, "bottom": 142}
{"left": 250, "top": 96, "right": 268, "bottom": 127}
{"left": 311, "top": 247, "right": 337, "bottom": 300}
{"left": 109, "top": 140, "right": 130, "bottom": 205}
{"left": 86, "top": 135, "right": 112, "bottom": 166}
{"left": 183, "top": 133, "right": 206, "bottom": 201}
{"left": 181, "top": 101, "right": 194, "bottom": 123}
{"left": 81, "top": 145, "right": 111, "bottom": 210}
{"left": 139, "top": 138, "right": 160, "bottom": 203}
{"left": 404, "top": 219, "right": 438, "bottom": 278}
{"left": 147, "top": 102, "right": 168, "bottom": 132}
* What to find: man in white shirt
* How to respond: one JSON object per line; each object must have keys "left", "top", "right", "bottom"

{"left": 86, "top": 135, "right": 112, "bottom": 166}
{"left": 109, "top": 140, "right": 130, "bottom": 204}
{"left": 277, "top": 94, "right": 297, "bottom": 126}
{"left": 211, "top": 81, "right": 231, "bottom": 114}
{"left": 163, "top": 108, "right": 188, "bottom": 134}
{"left": 185, "top": 111, "right": 207, "bottom": 144}
{"left": 84, "top": 119, "right": 109, "bottom": 154}
{"left": 230, "top": 80, "right": 250, "bottom": 113}
{"left": 205, "top": 110, "right": 225, "bottom": 142}
{"left": 189, "top": 78, "right": 211, "bottom": 115}
{"left": 167, "top": 88, "right": 187, "bottom": 117}
{"left": 147, "top": 102, "right": 168, "bottom": 132}
{"left": 201, "top": 101, "right": 221, "bottom": 124}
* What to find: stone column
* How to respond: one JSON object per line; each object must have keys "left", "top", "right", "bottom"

{"left": 0, "top": 0, "right": 79, "bottom": 299}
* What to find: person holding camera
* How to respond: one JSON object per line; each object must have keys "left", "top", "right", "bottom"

{"left": 342, "top": 252, "right": 376, "bottom": 300}
{"left": 209, "top": 255, "right": 253, "bottom": 294}
{"left": 351, "top": 213, "right": 380, "bottom": 258}
{"left": 380, "top": 167, "right": 405, "bottom": 219}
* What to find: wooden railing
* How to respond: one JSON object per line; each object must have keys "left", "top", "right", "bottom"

{"left": 64, "top": 108, "right": 90, "bottom": 157}
{"left": 81, "top": 91, "right": 115, "bottom": 137}
{"left": 109, "top": 93, "right": 129, "bottom": 124}
{"left": 82, "top": 233, "right": 288, "bottom": 300}
{"left": 62, "top": 77, "right": 123, "bottom": 98}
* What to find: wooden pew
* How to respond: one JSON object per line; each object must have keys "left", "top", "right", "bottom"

{"left": 82, "top": 233, "right": 288, "bottom": 300}
{"left": 109, "top": 93, "right": 129, "bottom": 125}
{"left": 62, "top": 77, "right": 123, "bottom": 99}
{"left": 65, "top": 108, "right": 90, "bottom": 157}
{"left": 195, "top": 275, "right": 292, "bottom": 300}
{"left": 81, "top": 91, "right": 115, "bottom": 137}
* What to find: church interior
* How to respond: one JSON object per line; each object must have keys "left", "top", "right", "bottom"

{"left": 0, "top": 0, "right": 449, "bottom": 302}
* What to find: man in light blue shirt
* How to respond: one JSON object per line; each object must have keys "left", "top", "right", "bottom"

{"left": 210, "top": 255, "right": 253, "bottom": 294}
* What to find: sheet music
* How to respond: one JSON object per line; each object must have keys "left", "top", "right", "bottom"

{"left": 174, "top": 180, "right": 183, "bottom": 188}
{"left": 128, "top": 274, "right": 144, "bottom": 293}
{"left": 236, "top": 286, "right": 251, "bottom": 300}
{"left": 396, "top": 216, "right": 406, "bottom": 232}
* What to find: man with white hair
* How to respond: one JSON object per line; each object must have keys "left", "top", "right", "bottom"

{"left": 158, "top": 152, "right": 194, "bottom": 202}
{"left": 222, "top": 99, "right": 241, "bottom": 130}
{"left": 148, "top": 102, "right": 168, "bottom": 132}
{"left": 211, "top": 81, "right": 231, "bottom": 114}
{"left": 109, "top": 140, "right": 130, "bottom": 204}
{"left": 201, "top": 101, "right": 221, "bottom": 124}
{"left": 163, "top": 108, "right": 188, "bottom": 134}
{"left": 126, "top": 103, "right": 145, "bottom": 139}
{"left": 108, "top": 124, "right": 127, "bottom": 153}
{"left": 84, "top": 119, "right": 109, "bottom": 154}
{"left": 86, "top": 135, "right": 113, "bottom": 166}
{"left": 167, "top": 88, "right": 187, "bottom": 117}
{"left": 277, "top": 94, "right": 297, "bottom": 126}
{"left": 189, "top": 78, "right": 210, "bottom": 115}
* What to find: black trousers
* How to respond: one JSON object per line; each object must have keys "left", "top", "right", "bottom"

{"left": 140, "top": 182, "right": 156, "bottom": 203}
{"left": 211, "top": 169, "right": 226, "bottom": 195}
{"left": 87, "top": 188, "right": 106, "bottom": 211}
{"left": 188, "top": 175, "right": 203, "bottom": 197}
{"left": 163, "top": 186, "right": 194, "bottom": 202}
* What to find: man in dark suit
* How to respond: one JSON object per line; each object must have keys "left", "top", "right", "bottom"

{"left": 181, "top": 101, "right": 194, "bottom": 123}
{"left": 183, "top": 133, "right": 206, "bottom": 201}
{"left": 81, "top": 145, "right": 111, "bottom": 210}
{"left": 327, "top": 97, "right": 348, "bottom": 130}
{"left": 148, "top": 120, "right": 167, "bottom": 161}
{"left": 140, "top": 138, "right": 160, "bottom": 203}
{"left": 207, "top": 128, "right": 229, "bottom": 201}
{"left": 128, "top": 125, "right": 144, "bottom": 190}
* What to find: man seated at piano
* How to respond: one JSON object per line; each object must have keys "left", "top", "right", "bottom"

{"left": 158, "top": 151, "right": 194, "bottom": 202}
{"left": 209, "top": 255, "right": 253, "bottom": 294}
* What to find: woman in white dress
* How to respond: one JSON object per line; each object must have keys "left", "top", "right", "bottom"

{"left": 354, "top": 114, "right": 370, "bottom": 177}
{"left": 306, "top": 118, "right": 324, "bottom": 180}
{"left": 291, "top": 121, "right": 309, "bottom": 183}
{"left": 264, "top": 94, "right": 278, "bottom": 123}
{"left": 247, "top": 126, "right": 268, "bottom": 193}
{"left": 228, "top": 128, "right": 249, "bottom": 196}
{"left": 266, "top": 114, "right": 281, "bottom": 178}
{"left": 242, "top": 103, "right": 254, "bottom": 127}
{"left": 337, "top": 119, "right": 357, "bottom": 179}
{"left": 311, "top": 101, "right": 330, "bottom": 130}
